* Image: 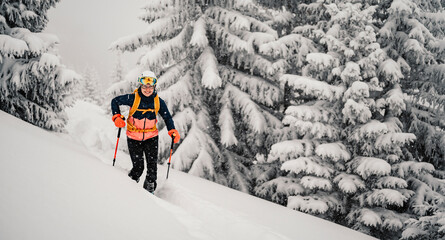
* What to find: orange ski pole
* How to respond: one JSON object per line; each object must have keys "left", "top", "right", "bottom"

{"left": 166, "top": 134, "right": 175, "bottom": 179}
{"left": 113, "top": 127, "right": 122, "bottom": 166}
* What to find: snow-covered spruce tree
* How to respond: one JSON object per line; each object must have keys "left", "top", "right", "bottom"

{"left": 109, "top": 0, "right": 291, "bottom": 192}
{"left": 110, "top": 51, "right": 127, "bottom": 85}
{"left": 256, "top": 1, "right": 370, "bottom": 225}
{"left": 253, "top": 0, "right": 332, "bottom": 207}
{"left": 79, "top": 66, "right": 104, "bottom": 105}
{"left": 373, "top": 1, "right": 445, "bottom": 238}
{"left": 104, "top": 51, "right": 128, "bottom": 103}
{"left": 375, "top": 0, "right": 445, "bottom": 171}
{"left": 255, "top": 1, "right": 444, "bottom": 239}
{"left": 0, "top": 0, "right": 79, "bottom": 131}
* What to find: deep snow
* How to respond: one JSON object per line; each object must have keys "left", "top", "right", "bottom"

{"left": 0, "top": 109, "right": 375, "bottom": 240}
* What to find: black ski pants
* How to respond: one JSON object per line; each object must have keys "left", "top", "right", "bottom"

{"left": 127, "top": 136, "right": 158, "bottom": 183}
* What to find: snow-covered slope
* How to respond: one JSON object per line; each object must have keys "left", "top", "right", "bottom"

{"left": 0, "top": 110, "right": 375, "bottom": 240}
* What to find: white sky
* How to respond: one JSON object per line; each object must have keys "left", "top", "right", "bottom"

{"left": 45, "top": 0, "right": 147, "bottom": 87}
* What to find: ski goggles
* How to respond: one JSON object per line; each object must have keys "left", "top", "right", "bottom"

{"left": 138, "top": 76, "right": 157, "bottom": 86}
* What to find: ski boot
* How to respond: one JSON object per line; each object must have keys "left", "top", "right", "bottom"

{"left": 128, "top": 173, "right": 140, "bottom": 183}
{"left": 143, "top": 179, "right": 157, "bottom": 194}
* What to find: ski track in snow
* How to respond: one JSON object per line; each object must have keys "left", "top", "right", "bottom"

{"left": 91, "top": 142, "right": 375, "bottom": 240}
{"left": 155, "top": 180, "right": 290, "bottom": 240}
{"left": 107, "top": 160, "right": 290, "bottom": 240}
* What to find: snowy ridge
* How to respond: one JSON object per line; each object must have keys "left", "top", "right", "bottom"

{"left": 0, "top": 110, "right": 375, "bottom": 240}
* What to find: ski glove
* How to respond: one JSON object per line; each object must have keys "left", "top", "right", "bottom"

{"left": 168, "top": 129, "right": 180, "bottom": 143}
{"left": 112, "top": 114, "right": 126, "bottom": 128}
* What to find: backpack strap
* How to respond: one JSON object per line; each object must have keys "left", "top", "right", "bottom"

{"left": 155, "top": 96, "right": 160, "bottom": 115}
{"left": 128, "top": 89, "right": 140, "bottom": 117}
{"left": 128, "top": 89, "right": 160, "bottom": 117}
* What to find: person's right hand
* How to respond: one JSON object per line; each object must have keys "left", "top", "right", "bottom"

{"left": 112, "top": 114, "right": 126, "bottom": 128}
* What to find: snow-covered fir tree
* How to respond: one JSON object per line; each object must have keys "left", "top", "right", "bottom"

{"left": 373, "top": 1, "right": 445, "bottom": 239}
{"left": 254, "top": 1, "right": 445, "bottom": 239}
{"left": 375, "top": 0, "right": 445, "bottom": 172}
{"left": 109, "top": 0, "right": 292, "bottom": 191}
{"left": 80, "top": 66, "right": 104, "bottom": 105}
{"left": 110, "top": 51, "right": 126, "bottom": 85}
{"left": 105, "top": 51, "right": 129, "bottom": 103}
{"left": 0, "top": 0, "right": 80, "bottom": 131}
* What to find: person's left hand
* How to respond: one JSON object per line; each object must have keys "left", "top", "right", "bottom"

{"left": 168, "top": 129, "right": 180, "bottom": 143}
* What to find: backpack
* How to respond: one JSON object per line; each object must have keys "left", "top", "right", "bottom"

{"left": 126, "top": 89, "right": 160, "bottom": 133}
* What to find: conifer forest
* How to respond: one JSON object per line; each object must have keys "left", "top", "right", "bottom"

{"left": 1, "top": 0, "right": 444, "bottom": 239}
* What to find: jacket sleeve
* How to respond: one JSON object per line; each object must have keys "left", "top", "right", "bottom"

{"left": 111, "top": 94, "right": 134, "bottom": 115}
{"left": 158, "top": 98, "right": 175, "bottom": 131}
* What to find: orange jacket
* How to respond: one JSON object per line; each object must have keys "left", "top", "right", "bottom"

{"left": 111, "top": 88, "right": 175, "bottom": 141}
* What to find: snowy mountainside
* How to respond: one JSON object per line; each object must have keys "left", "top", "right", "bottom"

{"left": 0, "top": 110, "right": 375, "bottom": 240}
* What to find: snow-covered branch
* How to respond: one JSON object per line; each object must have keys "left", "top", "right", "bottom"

{"left": 281, "top": 74, "right": 345, "bottom": 101}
